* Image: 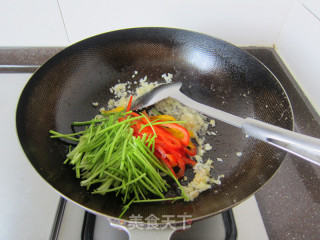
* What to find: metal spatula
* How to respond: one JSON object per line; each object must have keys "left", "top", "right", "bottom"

{"left": 132, "top": 82, "right": 320, "bottom": 166}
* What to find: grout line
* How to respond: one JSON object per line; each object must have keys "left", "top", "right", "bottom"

{"left": 273, "top": 0, "right": 295, "bottom": 50}
{"left": 56, "top": 0, "right": 71, "bottom": 44}
{"left": 299, "top": 0, "right": 320, "bottom": 21}
{"left": 0, "top": 65, "right": 39, "bottom": 73}
{"left": 0, "top": 65, "right": 39, "bottom": 68}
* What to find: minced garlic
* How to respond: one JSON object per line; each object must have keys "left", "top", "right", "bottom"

{"left": 92, "top": 102, "right": 99, "bottom": 107}
{"left": 182, "top": 159, "right": 215, "bottom": 201}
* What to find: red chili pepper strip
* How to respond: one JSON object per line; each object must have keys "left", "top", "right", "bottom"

{"left": 155, "top": 137, "right": 181, "bottom": 151}
{"left": 183, "top": 141, "right": 197, "bottom": 156}
{"left": 157, "top": 137, "right": 181, "bottom": 150}
{"left": 128, "top": 112, "right": 150, "bottom": 125}
{"left": 166, "top": 154, "right": 177, "bottom": 167}
{"left": 126, "top": 95, "right": 133, "bottom": 112}
{"left": 122, "top": 106, "right": 196, "bottom": 179}
{"left": 158, "top": 123, "right": 190, "bottom": 146}
{"left": 129, "top": 112, "right": 141, "bottom": 117}
{"left": 154, "top": 125, "right": 194, "bottom": 178}
{"left": 154, "top": 144, "right": 167, "bottom": 160}
{"left": 183, "top": 146, "right": 196, "bottom": 157}
{"left": 163, "top": 158, "right": 177, "bottom": 178}
{"left": 182, "top": 156, "right": 197, "bottom": 166}
{"left": 132, "top": 126, "right": 156, "bottom": 143}
{"left": 118, "top": 117, "right": 126, "bottom": 122}
{"left": 165, "top": 147, "right": 181, "bottom": 158}
{"left": 177, "top": 157, "right": 186, "bottom": 179}
{"left": 154, "top": 151, "right": 177, "bottom": 178}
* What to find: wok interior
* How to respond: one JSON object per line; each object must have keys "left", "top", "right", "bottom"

{"left": 16, "top": 28, "right": 293, "bottom": 223}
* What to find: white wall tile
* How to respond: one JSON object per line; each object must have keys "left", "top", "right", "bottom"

{"left": 0, "top": 0, "right": 69, "bottom": 46}
{"left": 58, "top": 0, "right": 292, "bottom": 47}
{"left": 276, "top": 0, "right": 320, "bottom": 115}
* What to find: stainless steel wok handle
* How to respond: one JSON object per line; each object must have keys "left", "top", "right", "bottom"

{"left": 243, "top": 118, "right": 320, "bottom": 165}
{"left": 110, "top": 220, "right": 189, "bottom": 240}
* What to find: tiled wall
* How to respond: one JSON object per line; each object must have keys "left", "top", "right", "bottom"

{"left": 276, "top": 0, "right": 320, "bottom": 115}
{"left": 1, "top": 0, "right": 319, "bottom": 113}
{"left": 57, "top": 0, "right": 292, "bottom": 46}
{"left": 0, "top": 0, "right": 68, "bottom": 46}
{"left": 0, "top": 0, "right": 293, "bottom": 46}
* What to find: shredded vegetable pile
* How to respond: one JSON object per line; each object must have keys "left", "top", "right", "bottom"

{"left": 50, "top": 96, "right": 198, "bottom": 216}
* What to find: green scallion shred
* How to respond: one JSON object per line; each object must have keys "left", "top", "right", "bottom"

{"left": 50, "top": 111, "right": 188, "bottom": 217}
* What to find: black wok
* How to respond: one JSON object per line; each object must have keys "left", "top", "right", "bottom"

{"left": 16, "top": 27, "right": 293, "bottom": 230}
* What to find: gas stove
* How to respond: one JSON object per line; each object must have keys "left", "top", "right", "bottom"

{"left": 52, "top": 195, "right": 265, "bottom": 240}
{"left": 2, "top": 47, "right": 320, "bottom": 240}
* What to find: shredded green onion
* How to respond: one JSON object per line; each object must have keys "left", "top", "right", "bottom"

{"left": 50, "top": 112, "right": 187, "bottom": 217}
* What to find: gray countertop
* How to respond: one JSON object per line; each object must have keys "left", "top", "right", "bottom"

{"left": 1, "top": 47, "right": 319, "bottom": 240}
{"left": 245, "top": 48, "right": 320, "bottom": 240}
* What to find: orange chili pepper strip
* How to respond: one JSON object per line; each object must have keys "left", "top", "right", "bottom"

{"left": 158, "top": 123, "right": 190, "bottom": 146}
{"left": 101, "top": 106, "right": 125, "bottom": 114}
{"left": 150, "top": 115, "right": 177, "bottom": 122}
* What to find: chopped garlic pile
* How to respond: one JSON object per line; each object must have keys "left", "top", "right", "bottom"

{"left": 181, "top": 160, "right": 224, "bottom": 201}
{"left": 105, "top": 73, "right": 173, "bottom": 111}
{"left": 153, "top": 97, "right": 208, "bottom": 138}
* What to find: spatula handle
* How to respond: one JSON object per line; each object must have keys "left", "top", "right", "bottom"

{"left": 175, "top": 90, "right": 320, "bottom": 165}
{"left": 243, "top": 118, "right": 320, "bottom": 165}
